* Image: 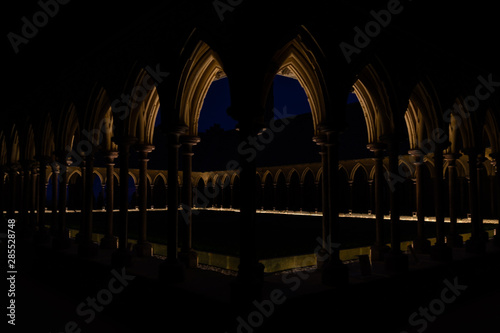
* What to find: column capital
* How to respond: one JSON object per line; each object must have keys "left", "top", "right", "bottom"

{"left": 180, "top": 136, "right": 200, "bottom": 145}
{"left": 50, "top": 162, "right": 61, "bottom": 174}
{"left": 408, "top": 149, "right": 425, "bottom": 165}
{"left": 444, "top": 153, "right": 462, "bottom": 162}
{"left": 367, "top": 143, "right": 387, "bottom": 154}
{"left": 135, "top": 144, "right": 155, "bottom": 154}
{"left": 104, "top": 151, "right": 119, "bottom": 162}
{"left": 168, "top": 125, "right": 189, "bottom": 136}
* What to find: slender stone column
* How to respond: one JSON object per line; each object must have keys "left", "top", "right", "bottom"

{"left": 50, "top": 162, "right": 60, "bottom": 234}
{"left": 20, "top": 161, "right": 33, "bottom": 227}
{"left": 78, "top": 154, "right": 98, "bottom": 257}
{"left": 179, "top": 136, "right": 199, "bottom": 267}
{"left": 385, "top": 138, "right": 408, "bottom": 272}
{"left": 135, "top": 145, "right": 154, "bottom": 257}
{"left": 367, "top": 143, "right": 389, "bottom": 261}
{"left": 430, "top": 148, "right": 452, "bottom": 261}
{"left": 229, "top": 116, "right": 266, "bottom": 307}
{"left": 368, "top": 180, "right": 374, "bottom": 214}
{"left": 76, "top": 157, "right": 86, "bottom": 243}
{"left": 321, "top": 128, "right": 349, "bottom": 285}
{"left": 230, "top": 184, "right": 234, "bottom": 209}
{"left": 285, "top": 183, "right": 290, "bottom": 211}
{"left": 0, "top": 169, "right": 4, "bottom": 216}
{"left": 101, "top": 152, "right": 118, "bottom": 249}
{"left": 149, "top": 184, "right": 154, "bottom": 209}
{"left": 444, "top": 154, "right": 463, "bottom": 247}
{"left": 314, "top": 138, "right": 329, "bottom": 252}
{"left": 409, "top": 150, "right": 430, "bottom": 253}
{"left": 35, "top": 157, "right": 50, "bottom": 244}
{"left": 273, "top": 183, "right": 277, "bottom": 211}
{"left": 18, "top": 166, "right": 27, "bottom": 225}
{"left": 465, "top": 150, "right": 486, "bottom": 253}
{"left": 347, "top": 180, "right": 353, "bottom": 214}
{"left": 8, "top": 166, "right": 18, "bottom": 217}
{"left": 490, "top": 153, "right": 500, "bottom": 246}
{"left": 476, "top": 155, "right": 486, "bottom": 231}
{"left": 31, "top": 164, "right": 39, "bottom": 229}
{"left": 159, "top": 128, "right": 186, "bottom": 283}
{"left": 112, "top": 136, "right": 135, "bottom": 267}
{"left": 314, "top": 181, "right": 319, "bottom": 213}
{"left": 38, "top": 159, "right": 47, "bottom": 228}
{"left": 261, "top": 183, "right": 265, "bottom": 210}
{"left": 53, "top": 156, "right": 71, "bottom": 249}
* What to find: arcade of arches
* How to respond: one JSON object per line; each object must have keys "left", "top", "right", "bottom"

{"left": 3, "top": 1, "right": 500, "bottom": 310}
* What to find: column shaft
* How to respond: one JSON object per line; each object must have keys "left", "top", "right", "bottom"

{"left": 434, "top": 149, "right": 445, "bottom": 246}
{"left": 167, "top": 133, "right": 181, "bottom": 260}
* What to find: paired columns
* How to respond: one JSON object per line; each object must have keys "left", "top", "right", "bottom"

{"left": 384, "top": 138, "right": 408, "bottom": 271}
{"left": 409, "top": 150, "right": 430, "bottom": 254}
{"left": 135, "top": 145, "right": 155, "bottom": 257}
{"left": 53, "top": 155, "right": 71, "bottom": 250}
{"left": 491, "top": 153, "right": 500, "bottom": 246}
{"left": 112, "top": 135, "right": 136, "bottom": 266}
{"left": 78, "top": 154, "right": 99, "bottom": 257}
{"left": 159, "top": 128, "right": 186, "bottom": 283}
{"left": 318, "top": 128, "right": 349, "bottom": 285}
{"left": 179, "top": 136, "right": 200, "bottom": 268}
{"left": 465, "top": 150, "right": 487, "bottom": 253}
{"left": 444, "top": 153, "right": 463, "bottom": 247}
{"left": 368, "top": 143, "right": 389, "bottom": 261}
{"left": 101, "top": 152, "right": 118, "bottom": 249}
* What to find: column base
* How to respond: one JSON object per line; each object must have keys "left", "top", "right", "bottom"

{"left": 111, "top": 248, "right": 133, "bottom": 268}
{"left": 321, "top": 258, "right": 349, "bottom": 286}
{"left": 134, "top": 241, "right": 153, "bottom": 257}
{"left": 384, "top": 251, "right": 408, "bottom": 273}
{"left": 412, "top": 237, "right": 431, "bottom": 254}
{"left": 159, "top": 258, "right": 185, "bottom": 283}
{"left": 179, "top": 250, "right": 198, "bottom": 268}
{"left": 430, "top": 243, "right": 453, "bottom": 262}
{"left": 370, "top": 243, "right": 390, "bottom": 261}
{"left": 100, "top": 235, "right": 118, "bottom": 250}
{"left": 78, "top": 240, "right": 99, "bottom": 258}
{"left": 446, "top": 234, "right": 464, "bottom": 248}
{"left": 230, "top": 262, "right": 265, "bottom": 309}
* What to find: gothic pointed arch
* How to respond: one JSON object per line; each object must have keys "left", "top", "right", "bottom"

{"left": 176, "top": 40, "right": 225, "bottom": 136}
{"left": 353, "top": 64, "right": 393, "bottom": 144}
{"left": 266, "top": 36, "right": 328, "bottom": 135}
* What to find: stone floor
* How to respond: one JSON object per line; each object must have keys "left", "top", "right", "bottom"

{"left": 13, "top": 230, "right": 500, "bottom": 332}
